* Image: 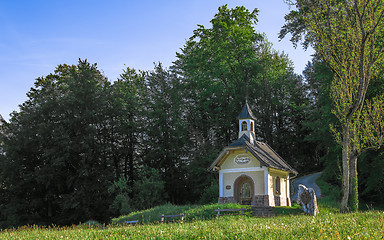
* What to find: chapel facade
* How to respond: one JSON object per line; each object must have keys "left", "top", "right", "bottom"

{"left": 208, "top": 102, "right": 297, "bottom": 206}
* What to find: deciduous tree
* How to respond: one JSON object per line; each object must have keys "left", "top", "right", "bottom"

{"left": 281, "top": 0, "right": 384, "bottom": 211}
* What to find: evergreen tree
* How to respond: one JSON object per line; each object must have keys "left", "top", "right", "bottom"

{"left": 108, "top": 67, "right": 145, "bottom": 183}
{"left": 0, "top": 60, "right": 114, "bottom": 226}
{"left": 141, "top": 63, "right": 189, "bottom": 204}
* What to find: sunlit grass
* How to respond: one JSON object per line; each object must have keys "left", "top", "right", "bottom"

{"left": 1, "top": 210, "right": 384, "bottom": 239}
{"left": 2, "top": 180, "right": 383, "bottom": 239}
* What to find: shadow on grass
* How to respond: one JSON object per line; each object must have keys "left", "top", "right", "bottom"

{"left": 111, "top": 203, "right": 252, "bottom": 225}
{"left": 112, "top": 200, "right": 343, "bottom": 226}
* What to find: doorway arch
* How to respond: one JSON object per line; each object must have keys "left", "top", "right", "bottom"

{"left": 234, "top": 175, "right": 255, "bottom": 205}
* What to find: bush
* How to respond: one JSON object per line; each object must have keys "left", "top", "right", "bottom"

{"left": 109, "top": 168, "right": 166, "bottom": 216}
{"left": 131, "top": 168, "right": 166, "bottom": 210}
{"left": 79, "top": 220, "right": 103, "bottom": 229}
{"left": 108, "top": 176, "right": 132, "bottom": 215}
{"left": 199, "top": 182, "right": 218, "bottom": 204}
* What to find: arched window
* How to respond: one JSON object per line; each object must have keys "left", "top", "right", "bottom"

{"left": 241, "top": 121, "right": 247, "bottom": 131}
{"left": 275, "top": 176, "right": 281, "bottom": 195}
{"left": 250, "top": 122, "right": 254, "bottom": 132}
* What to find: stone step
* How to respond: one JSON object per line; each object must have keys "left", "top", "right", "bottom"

{"left": 251, "top": 206, "right": 275, "bottom": 217}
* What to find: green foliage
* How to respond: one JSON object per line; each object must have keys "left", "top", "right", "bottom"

{"left": 108, "top": 168, "right": 166, "bottom": 215}
{"left": 303, "top": 54, "right": 384, "bottom": 208}
{"left": 0, "top": 59, "right": 116, "bottom": 226}
{"left": 131, "top": 168, "right": 166, "bottom": 210}
{"left": 282, "top": 0, "right": 384, "bottom": 211}
{"left": 176, "top": 4, "right": 315, "bottom": 198}
{"left": 175, "top": 4, "right": 264, "bottom": 149}
{"left": 0, "top": 60, "right": 154, "bottom": 227}
{"left": 198, "top": 182, "right": 219, "bottom": 204}
{"left": 316, "top": 176, "right": 341, "bottom": 211}
{"left": 140, "top": 63, "right": 189, "bottom": 204}
{"left": 273, "top": 203, "right": 302, "bottom": 215}
{"left": 301, "top": 55, "right": 345, "bottom": 195}
{"left": 358, "top": 151, "right": 384, "bottom": 206}
{"left": 108, "top": 176, "right": 132, "bottom": 215}
{"left": 109, "top": 66, "right": 145, "bottom": 183}
{"left": 174, "top": 6, "right": 266, "bottom": 202}
{"left": 302, "top": 56, "right": 339, "bottom": 174}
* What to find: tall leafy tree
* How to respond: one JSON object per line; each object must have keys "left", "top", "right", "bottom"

{"left": 174, "top": 5, "right": 264, "bottom": 201}
{"left": 251, "top": 44, "right": 315, "bottom": 173}
{"left": 175, "top": 4, "right": 263, "bottom": 146}
{"left": 0, "top": 60, "right": 115, "bottom": 226}
{"left": 302, "top": 54, "right": 384, "bottom": 206}
{"left": 176, "top": 5, "right": 315, "bottom": 202}
{"left": 281, "top": 0, "right": 384, "bottom": 211}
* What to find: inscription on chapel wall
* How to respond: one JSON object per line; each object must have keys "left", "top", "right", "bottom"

{"left": 234, "top": 154, "right": 250, "bottom": 165}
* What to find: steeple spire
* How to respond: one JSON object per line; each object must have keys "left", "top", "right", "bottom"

{"left": 237, "top": 102, "right": 256, "bottom": 144}
{"left": 237, "top": 101, "right": 256, "bottom": 120}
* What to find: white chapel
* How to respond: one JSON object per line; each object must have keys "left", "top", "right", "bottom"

{"left": 208, "top": 102, "right": 297, "bottom": 206}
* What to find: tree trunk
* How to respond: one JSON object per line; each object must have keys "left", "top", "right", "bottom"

{"left": 341, "top": 125, "right": 351, "bottom": 211}
{"left": 349, "top": 151, "right": 359, "bottom": 211}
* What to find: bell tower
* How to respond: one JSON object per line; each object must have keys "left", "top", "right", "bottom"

{"left": 237, "top": 101, "right": 256, "bottom": 144}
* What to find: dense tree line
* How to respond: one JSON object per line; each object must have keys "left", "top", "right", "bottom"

{"left": 1, "top": 4, "right": 383, "bottom": 227}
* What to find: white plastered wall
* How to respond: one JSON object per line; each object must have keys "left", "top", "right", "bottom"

{"left": 219, "top": 167, "right": 266, "bottom": 197}
{"left": 269, "top": 169, "right": 290, "bottom": 199}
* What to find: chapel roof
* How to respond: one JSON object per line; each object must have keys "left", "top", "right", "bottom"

{"left": 209, "top": 134, "right": 298, "bottom": 175}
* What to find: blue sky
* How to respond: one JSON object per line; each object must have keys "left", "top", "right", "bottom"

{"left": 0, "top": 0, "right": 314, "bottom": 121}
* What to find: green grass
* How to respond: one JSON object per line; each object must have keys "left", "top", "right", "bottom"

{"left": 1, "top": 210, "right": 384, "bottom": 239}
{"left": 2, "top": 177, "right": 384, "bottom": 239}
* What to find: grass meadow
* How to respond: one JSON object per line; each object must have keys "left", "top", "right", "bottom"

{"left": 1, "top": 179, "right": 383, "bottom": 239}
{"left": 1, "top": 201, "right": 383, "bottom": 239}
